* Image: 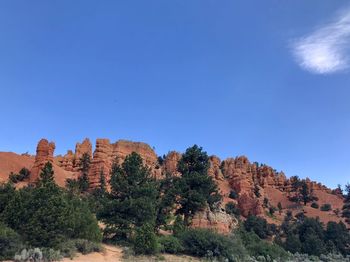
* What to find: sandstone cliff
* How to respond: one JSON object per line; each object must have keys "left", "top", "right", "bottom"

{"left": 1, "top": 138, "right": 346, "bottom": 232}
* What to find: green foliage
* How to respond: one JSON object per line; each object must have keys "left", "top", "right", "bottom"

{"left": 178, "top": 228, "right": 238, "bottom": 261}
{"left": 78, "top": 153, "right": 91, "bottom": 192}
{"left": 343, "top": 184, "right": 350, "bottom": 224}
{"left": 289, "top": 178, "right": 317, "bottom": 205}
{"left": 155, "top": 173, "right": 177, "bottom": 229}
{"left": 244, "top": 215, "right": 270, "bottom": 239}
{"left": 240, "top": 230, "right": 289, "bottom": 260}
{"left": 311, "top": 202, "right": 319, "bottom": 209}
{"left": 37, "top": 162, "right": 55, "bottom": 186}
{"left": 1, "top": 162, "right": 101, "bottom": 249}
{"left": 9, "top": 168, "right": 31, "bottom": 183}
{"left": 172, "top": 215, "right": 185, "bottom": 236}
{"left": 263, "top": 197, "right": 269, "bottom": 208}
{"left": 98, "top": 152, "right": 159, "bottom": 241}
{"left": 284, "top": 233, "right": 302, "bottom": 253}
{"left": 321, "top": 203, "right": 332, "bottom": 211}
{"left": 229, "top": 190, "right": 238, "bottom": 199}
{"left": 158, "top": 235, "right": 184, "bottom": 254}
{"left": 73, "top": 239, "right": 103, "bottom": 255}
{"left": 277, "top": 202, "right": 282, "bottom": 212}
{"left": 175, "top": 145, "right": 222, "bottom": 224}
{"left": 132, "top": 223, "right": 159, "bottom": 255}
{"left": 14, "top": 248, "right": 43, "bottom": 262}
{"left": 325, "top": 221, "right": 350, "bottom": 256}
{"left": 0, "top": 223, "right": 23, "bottom": 260}
{"left": 254, "top": 185, "right": 261, "bottom": 198}
{"left": 225, "top": 202, "right": 240, "bottom": 217}
{"left": 0, "top": 182, "right": 16, "bottom": 214}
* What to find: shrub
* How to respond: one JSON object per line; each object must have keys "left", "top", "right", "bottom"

{"left": 41, "top": 248, "right": 63, "bottom": 262}
{"left": 178, "top": 228, "right": 237, "bottom": 261}
{"left": 225, "top": 202, "right": 240, "bottom": 217}
{"left": 133, "top": 224, "right": 159, "bottom": 255}
{"left": 73, "top": 239, "right": 102, "bottom": 255}
{"left": 321, "top": 203, "right": 332, "bottom": 211}
{"left": 229, "top": 190, "right": 238, "bottom": 199}
{"left": 244, "top": 215, "right": 270, "bottom": 239}
{"left": 2, "top": 163, "right": 102, "bottom": 249}
{"left": 8, "top": 168, "right": 30, "bottom": 183}
{"left": 240, "top": 230, "right": 289, "bottom": 260}
{"left": 0, "top": 223, "right": 23, "bottom": 260}
{"left": 311, "top": 202, "right": 319, "bottom": 209}
{"left": 14, "top": 248, "right": 43, "bottom": 262}
{"left": 158, "top": 235, "right": 184, "bottom": 254}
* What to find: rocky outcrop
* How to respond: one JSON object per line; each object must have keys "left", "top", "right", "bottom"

{"left": 30, "top": 139, "right": 55, "bottom": 182}
{"left": 191, "top": 208, "right": 238, "bottom": 234}
{"left": 238, "top": 193, "right": 261, "bottom": 217}
{"left": 163, "top": 151, "right": 181, "bottom": 176}
{"left": 20, "top": 137, "right": 345, "bottom": 227}
{"left": 56, "top": 138, "right": 92, "bottom": 172}
{"left": 88, "top": 139, "right": 160, "bottom": 187}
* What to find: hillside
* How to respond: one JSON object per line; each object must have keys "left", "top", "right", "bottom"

{"left": 0, "top": 138, "right": 346, "bottom": 230}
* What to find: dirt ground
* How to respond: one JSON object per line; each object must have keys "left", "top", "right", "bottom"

{"left": 60, "top": 244, "right": 200, "bottom": 262}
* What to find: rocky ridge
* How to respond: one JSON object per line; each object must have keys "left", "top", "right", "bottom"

{"left": 1, "top": 138, "right": 346, "bottom": 233}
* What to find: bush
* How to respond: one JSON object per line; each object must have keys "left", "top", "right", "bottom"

{"left": 14, "top": 248, "right": 43, "bottom": 262}
{"left": 2, "top": 163, "right": 102, "bottom": 249}
{"left": 229, "top": 190, "right": 238, "bottom": 199}
{"left": 178, "top": 228, "right": 237, "bottom": 261}
{"left": 240, "top": 230, "right": 289, "bottom": 260}
{"left": 0, "top": 223, "right": 23, "bottom": 260}
{"left": 158, "top": 235, "right": 184, "bottom": 254}
{"left": 8, "top": 168, "right": 30, "bottom": 183}
{"left": 225, "top": 202, "right": 240, "bottom": 217}
{"left": 321, "top": 203, "right": 332, "bottom": 211}
{"left": 73, "top": 239, "right": 102, "bottom": 255}
{"left": 311, "top": 202, "right": 319, "bottom": 209}
{"left": 244, "top": 215, "right": 270, "bottom": 239}
{"left": 41, "top": 248, "right": 63, "bottom": 262}
{"left": 133, "top": 224, "right": 159, "bottom": 255}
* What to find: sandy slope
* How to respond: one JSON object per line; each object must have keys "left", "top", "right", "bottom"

{"left": 0, "top": 152, "right": 35, "bottom": 182}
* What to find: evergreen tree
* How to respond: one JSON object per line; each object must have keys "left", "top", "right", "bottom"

{"left": 78, "top": 153, "right": 91, "bottom": 192}
{"left": 98, "top": 152, "right": 159, "bottom": 241}
{"left": 37, "top": 162, "right": 55, "bottom": 187}
{"left": 342, "top": 183, "right": 350, "bottom": 224}
{"left": 174, "top": 145, "right": 222, "bottom": 225}
{"left": 2, "top": 163, "right": 101, "bottom": 248}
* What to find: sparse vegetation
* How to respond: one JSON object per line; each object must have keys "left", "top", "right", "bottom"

{"left": 321, "top": 203, "right": 332, "bottom": 211}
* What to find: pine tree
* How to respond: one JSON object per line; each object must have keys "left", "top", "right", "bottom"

{"left": 98, "top": 152, "right": 159, "bottom": 241}
{"left": 342, "top": 183, "right": 350, "bottom": 224}
{"left": 78, "top": 153, "right": 91, "bottom": 192}
{"left": 174, "top": 145, "right": 222, "bottom": 225}
{"left": 37, "top": 162, "right": 55, "bottom": 187}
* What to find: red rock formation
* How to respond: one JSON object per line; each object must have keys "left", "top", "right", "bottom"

{"left": 191, "top": 208, "right": 238, "bottom": 234}
{"left": 238, "top": 193, "right": 261, "bottom": 217}
{"left": 30, "top": 139, "right": 55, "bottom": 182}
{"left": 88, "top": 139, "right": 160, "bottom": 187}
{"left": 56, "top": 138, "right": 92, "bottom": 172}
{"left": 163, "top": 151, "right": 181, "bottom": 176}
{"left": 3, "top": 137, "right": 344, "bottom": 228}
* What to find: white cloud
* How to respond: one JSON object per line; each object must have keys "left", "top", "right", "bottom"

{"left": 292, "top": 9, "right": 350, "bottom": 74}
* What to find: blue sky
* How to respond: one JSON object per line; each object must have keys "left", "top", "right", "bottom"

{"left": 1, "top": 1, "right": 350, "bottom": 188}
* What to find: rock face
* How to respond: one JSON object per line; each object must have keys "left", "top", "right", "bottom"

{"left": 88, "top": 139, "right": 160, "bottom": 187}
{"left": 56, "top": 138, "right": 92, "bottom": 172}
{"left": 20, "top": 137, "right": 346, "bottom": 229}
{"left": 163, "top": 151, "right": 181, "bottom": 176}
{"left": 191, "top": 208, "right": 238, "bottom": 234}
{"left": 30, "top": 139, "right": 55, "bottom": 182}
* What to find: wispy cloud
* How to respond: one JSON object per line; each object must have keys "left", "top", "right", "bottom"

{"left": 292, "top": 9, "right": 350, "bottom": 74}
